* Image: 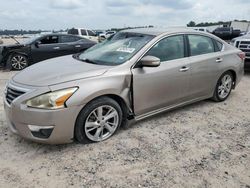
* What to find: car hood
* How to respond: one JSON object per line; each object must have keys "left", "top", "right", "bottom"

{"left": 13, "top": 55, "right": 110, "bottom": 87}
{"left": 1, "top": 43, "right": 26, "bottom": 48}
{"left": 234, "top": 34, "right": 250, "bottom": 40}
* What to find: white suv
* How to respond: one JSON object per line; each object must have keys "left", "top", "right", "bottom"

{"left": 68, "top": 28, "right": 98, "bottom": 42}
{"left": 99, "top": 31, "right": 116, "bottom": 39}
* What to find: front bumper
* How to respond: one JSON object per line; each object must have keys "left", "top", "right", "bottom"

{"left": 3, "top": 81, "right": 84, "bottom": 144}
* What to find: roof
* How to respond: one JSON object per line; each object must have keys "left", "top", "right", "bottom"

{"left": 122, "top": 27, "right": 199, "bottom": 36}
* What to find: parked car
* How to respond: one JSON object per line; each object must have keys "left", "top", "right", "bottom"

{"left": 0, "top": 33, "right": 96, "bottom": 70}
{"left": 99, "top": 31, "right": 116, "bottom": 39}
{"left": 212, "top": 27, "right": 241, "bottom": 40}
{"left": 67, "top": 28, "right": 98, "bottom": 42}
{"left": 231, "top": 33, "right": 250, "bottom": 70}
{"left": 4, "top": 28, "right": 244, "bottom": 144}
{"left": 94, "top": 30, "right": 105, "bottom": 36}
{"left": 191, "top": 27, "right": 209, "bottom": 32}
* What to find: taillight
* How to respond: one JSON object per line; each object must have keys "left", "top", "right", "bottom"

{"left": 238, "top": 52, "right": 245, "bottom": 61}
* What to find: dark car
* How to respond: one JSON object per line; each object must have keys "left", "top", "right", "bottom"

{"left": 212, "top": 27, "right": 241, "bottom": 40}
{"left": 0, "top": 34, "right": 96, "bottom": 70}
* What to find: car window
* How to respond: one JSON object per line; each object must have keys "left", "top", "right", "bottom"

{"left": 81, "top": 29, "right": 87, "bottom": 36}
{"left": 39, "top": 36, "right": 59, "bottom": 44}
{"left": 68, "top": 28, "right": 78, "bottom": 35}
{"left": 215, "top": 40, "right": 223, "bottom": 51}
{"left": 188, "top": 35, "right": 215, "bottom": 56}
{"left": 60, "top": 35, "right": 80, "bottom": 43}
{"left": 87, "top": 30, "right": 96, "bottom": 36}
{"left": 145, "top": 35, "right": 185, "bottom": 62}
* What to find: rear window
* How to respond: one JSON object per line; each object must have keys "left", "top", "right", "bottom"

{"left": 188, "top": 35, "right": 215, "bottom": 56}
{"left": 215, "top": 40, "right": 223, "bottom": 51}
{"left": 87, "top": 30, "right": 96, "bottom": 36}
{"left": 60, "top": 35, "right": 80, "bottom": 43}
{"left": 68, "top": 29, "right": 78, "bottom": 35}
{"left": 81, "top": 29, "right": 87, "bottom": 36}
{"left": 40, "top": 36, "right": 58, "bottom": 44}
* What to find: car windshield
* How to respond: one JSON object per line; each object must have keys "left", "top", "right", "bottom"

{"left": 78, "top": 32, "right": 154, "bottom": 65}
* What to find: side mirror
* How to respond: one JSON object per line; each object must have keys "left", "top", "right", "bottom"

{"left": 34, "top": 41, "right": 41, "bottom": 48}
{"left": 139, "top": 55, "right": 161, "bottom": 67}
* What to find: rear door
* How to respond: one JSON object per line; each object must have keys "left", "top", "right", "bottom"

{"left": 132, "top": 35, "right": 190, "bottom": 116}
{"left": 59, "top": 35, "right": 83, "bottom": 55}
{"left": 187, "top": 34, "right": 223, "bottom": 99}
{"left": 59, "top": 35, "right": 95, "bottom": 55}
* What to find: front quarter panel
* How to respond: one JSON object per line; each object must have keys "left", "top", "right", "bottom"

{"left": 49, "top": 69, "right": 133, "bottom": 112}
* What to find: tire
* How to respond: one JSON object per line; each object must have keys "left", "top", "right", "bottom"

{"left": 9, "top": 54, "right": 29, "bottom": 70}
{"left": 212, "top": 71, "right": 234, "bottom": 102}
{"left": 75, "top": 97, "right": 123, "bottom": 144}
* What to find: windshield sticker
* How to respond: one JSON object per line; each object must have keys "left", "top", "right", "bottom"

{"left": 116, "top": 47, "right": 135, "bottom": 53}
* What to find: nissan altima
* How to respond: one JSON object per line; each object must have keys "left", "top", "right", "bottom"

{"left": 0, "top": 34, "right": 96, "bottom": 70}
{"left": 4, "top": 28, "right": 244, "bottom": 144}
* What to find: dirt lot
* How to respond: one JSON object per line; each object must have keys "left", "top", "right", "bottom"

{"left": 0, "top": 71, "right": 249, "bottom": 188}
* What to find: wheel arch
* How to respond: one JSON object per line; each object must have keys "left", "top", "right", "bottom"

{"left": 226, "top": 69, "right": 237, "bottom": 89}
{"left": 74, "top": 94, "right": 133, "bottom": 131}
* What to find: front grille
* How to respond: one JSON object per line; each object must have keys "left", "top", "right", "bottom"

{"left": 5, "top": 87, "right": 25, "bottom": 104}
{"left": 239, "top": 41, "right": 250, "bottom": 44}
{"left": 238, "top": 41, "right": 250, "bottom": 54}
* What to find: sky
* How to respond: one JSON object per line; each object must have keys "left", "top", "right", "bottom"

{"left": 0, "top": 0, "right": 250, "bottom": 30}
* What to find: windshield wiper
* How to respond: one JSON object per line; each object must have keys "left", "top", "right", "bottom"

{"left": 80, "top": 58, "right": 98, "bottom": 64}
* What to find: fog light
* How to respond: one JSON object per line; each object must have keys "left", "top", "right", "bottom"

{"left": 28, "top": 125, "right": 54, "bottom": 139}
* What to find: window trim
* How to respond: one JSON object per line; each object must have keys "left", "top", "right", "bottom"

{"left": 36, "top": 35, "right": 82, "bottom": 46}
{"left": 133, "top": 34, "right": 187, "bottom": 68}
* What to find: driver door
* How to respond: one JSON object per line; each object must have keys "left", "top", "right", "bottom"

{"left": 31, "top": 35, "right": 60, "bottom": 63}
{"left": 132, "top": 35, "right": 191, "bottom": 116}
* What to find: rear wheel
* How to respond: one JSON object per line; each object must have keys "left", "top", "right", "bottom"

{"left": 212, "top": 71, "right": 233, "bottom": 102}
{"left": 9, "top": 54, "right": 29, "bottom": 70}
{"left": 75, "top": 97, "right": 122, "bottom": 144}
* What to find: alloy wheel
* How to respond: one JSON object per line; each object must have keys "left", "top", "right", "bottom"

{"left": 218, "top": 74, "right": 232, "bottom": 99}
{"left": 84, "top": 105, "right": 119, "bottom": 142}
{"left": 11, "top": 55, "right": 28, "bottom": 70}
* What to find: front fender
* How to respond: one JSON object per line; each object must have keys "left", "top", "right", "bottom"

{"left": 49, "top": 73, "right": 133, "bottom": 112}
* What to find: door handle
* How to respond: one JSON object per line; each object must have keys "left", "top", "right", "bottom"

{"left": 75, "top": 45, "right": 81, "bottom": 48}
{"left": 53, "top": 47, "right": 60, "bottom": 50}
{"left": 216, "top": 58, "right": 223, "bottom": 63}
{"left": 179, "top": 66, "right": 189, "bottom": 72}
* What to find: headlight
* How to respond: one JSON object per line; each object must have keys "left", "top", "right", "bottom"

{"left": 26, "top": 87, "right": 78, "bottom": 109}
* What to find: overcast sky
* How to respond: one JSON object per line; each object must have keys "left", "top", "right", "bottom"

{"left": 0, "top": 0, "right": 250, "bottom": 30}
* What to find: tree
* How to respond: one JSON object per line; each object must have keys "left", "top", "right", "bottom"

{"left": 187, "top": 21, "right": 196, "bottom": 27}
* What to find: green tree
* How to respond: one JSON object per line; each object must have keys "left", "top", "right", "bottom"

{"left": 187, "top": 21, "right": 196, "bottom": 27}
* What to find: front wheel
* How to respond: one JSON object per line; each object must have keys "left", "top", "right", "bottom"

{"left": 212, "top": 71, "right": 234, "bottom": 102}
{"left": 9, "top": 54, "right": 29, "bottom": 70}
{"left": 75, "top": 97, "right": 123, "bottom": 144}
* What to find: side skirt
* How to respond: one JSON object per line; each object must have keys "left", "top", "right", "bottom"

{"left": 133, "top": 95, "right": 211, "bottom": 122}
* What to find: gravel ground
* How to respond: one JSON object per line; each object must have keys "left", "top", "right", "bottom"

{"left": 0, "top": 71, "right": 249, "bottom": 188}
